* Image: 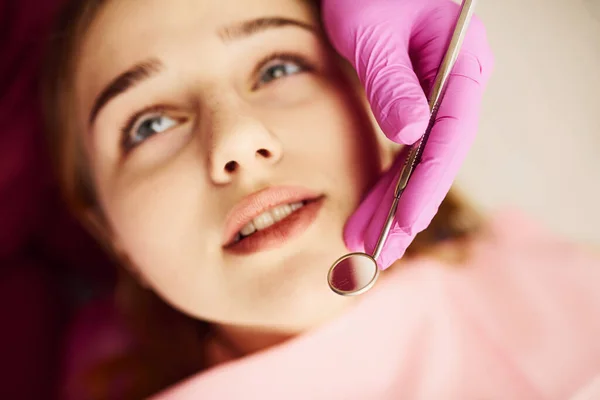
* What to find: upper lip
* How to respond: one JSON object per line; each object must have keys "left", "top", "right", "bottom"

{"left": 222, "top": 185, "right": 321, "bottom": 247}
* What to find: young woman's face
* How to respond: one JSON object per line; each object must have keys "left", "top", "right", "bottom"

{"left": 73, "top": 0, "right": 382, "bottom": 331}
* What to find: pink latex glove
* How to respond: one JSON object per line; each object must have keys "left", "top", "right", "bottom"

{"left": 322, "top": 0, "right": 494, "bottom": 269}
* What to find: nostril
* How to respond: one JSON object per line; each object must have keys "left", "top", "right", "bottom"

{"left": 224, "top": 161, "right": 238, "bottom": 173}
{"left": 256, "top": 148, "right": 271, "bottom": 158}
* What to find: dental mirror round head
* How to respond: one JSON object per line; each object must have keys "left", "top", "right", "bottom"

{"left": 327, "top": 0, "right": 478, "bottom": 296}
{"left": 327, "top": 252, "right": 380, "bottom": 296}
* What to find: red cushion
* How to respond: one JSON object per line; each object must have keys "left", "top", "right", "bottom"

{"left": 0, "top": 0, "right": 116, "bottom": 395}
{"left": 0, "top": 258, "right": 66, "bottom": 399}
{"left": 1, "top": 0, "right": 114, "bottom": 279}
{"left": 60, "top": 295, "right": 132, "bottom": 400}
{"left": 0, "top": 0, "right": 64, "bottom": 260}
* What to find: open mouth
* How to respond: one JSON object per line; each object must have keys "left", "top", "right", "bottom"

{"left": 232, "top": 199, "right": 311, "bottom": 244}
{"left": 222, "top": 188, "right": 324, "bottom": 255}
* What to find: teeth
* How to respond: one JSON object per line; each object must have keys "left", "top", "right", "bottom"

{"left": 235, "top": 201, "right": 306, "bottom": 241}
{"left": 271, "top": 204, "right": 292, "bottom": 221}
{"left": 253, "top": 212, "right": 275, "bottom": 230}
{"left": 240, "top": 222, "right": 256, "bottom": 236}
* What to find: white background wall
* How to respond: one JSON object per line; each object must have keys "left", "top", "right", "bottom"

{"left": 454, "top": 0, "right": 600, "bottom": 244}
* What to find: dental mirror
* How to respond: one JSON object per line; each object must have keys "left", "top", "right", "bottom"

{"left": 327, "top": 252, "right": 380, "bottom": 296}
{"left": 327, "top": 0, "right": 478, "bottom": 296}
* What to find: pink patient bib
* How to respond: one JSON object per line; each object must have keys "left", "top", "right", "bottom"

{"left": 156, "top": 209, "right": 600, "bottom": 400}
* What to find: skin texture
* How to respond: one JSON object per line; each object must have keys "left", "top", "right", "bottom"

{"left": 72, "top": 0, "right": 384, "bottom": 353}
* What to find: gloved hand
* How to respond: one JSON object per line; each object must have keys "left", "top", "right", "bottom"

{"left": 322, "top": 0, "right": 494, "bottom": 269}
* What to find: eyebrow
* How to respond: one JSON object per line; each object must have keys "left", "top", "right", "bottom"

{"left": 89, "top": 59, "right": 163, "bottom": 126}
{"left": 218, "top": 17, "right": 315, "bottom": 41}
{"left": 89, "top": 17, "right": 315, "bottom": 126}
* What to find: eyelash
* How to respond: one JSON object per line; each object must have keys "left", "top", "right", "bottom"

{"left": 120, "top": 105, "right": 184, "bottom": 153}
{"left": 120, "top": 51, "right": 315, "bottom": 153}
{"left": 251, "top": 52, "right": 314, "bottom": 90}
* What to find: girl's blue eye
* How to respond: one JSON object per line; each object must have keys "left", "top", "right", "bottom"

{"left": 129, "top": 115, "right": 178, "bottom": 146}
{"left": 259, "top": 62, "right": 302, "bottom": 85}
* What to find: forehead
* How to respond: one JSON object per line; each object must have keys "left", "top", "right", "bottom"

{"left": 74, "top": 0, "right": 317, "bottom": 117}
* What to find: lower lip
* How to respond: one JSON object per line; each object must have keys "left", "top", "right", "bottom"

{"left": 225, "top": 197, "right": 324, "bottom": 255}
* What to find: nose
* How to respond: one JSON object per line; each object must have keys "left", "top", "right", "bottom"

{"left": 208, "top": 107, "right": 283, "bottom": 185}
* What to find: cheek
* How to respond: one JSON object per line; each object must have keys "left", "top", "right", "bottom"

{"left": 328, "top": 92, "right": 381, "bottom": 190}
{"left": 268, "top": 79, "right": 381, "bottom": 194}
{"left": 97, "top": 156, "right": 223, "bottom": 297}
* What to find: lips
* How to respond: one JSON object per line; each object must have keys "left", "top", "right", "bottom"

{"left": 222, "top": 186, "right": 324, "bottom": 254}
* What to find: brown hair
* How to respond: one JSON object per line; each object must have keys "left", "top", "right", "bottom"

{"left": 42, "top": 0, "right": 480, "bottom": 398}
